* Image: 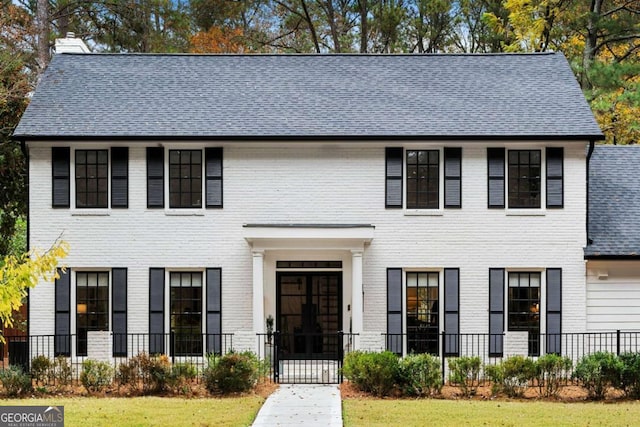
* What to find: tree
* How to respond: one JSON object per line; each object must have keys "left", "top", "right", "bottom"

{"left": 0, "top": 240, "right": 68, "bottom": 339}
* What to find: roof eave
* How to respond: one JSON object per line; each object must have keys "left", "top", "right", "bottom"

{"left": 15, "top": 133, "right": 606, "bottom": 142}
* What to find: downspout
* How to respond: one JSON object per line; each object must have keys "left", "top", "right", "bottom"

{"left": 20, "top": 140, "right": 30, "bottom": 340}
{"left": 586, "top": 140, "right": 595, "bottom": 247}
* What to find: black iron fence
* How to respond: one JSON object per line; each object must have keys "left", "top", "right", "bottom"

{"left": 383, "top": 331, "right": 640, "bottom": 383}
{"left": 0, "top": 333, "right": 234, "bottom": 383}
{"left": 256, "top": 331, "right": 358, "bottom": 384}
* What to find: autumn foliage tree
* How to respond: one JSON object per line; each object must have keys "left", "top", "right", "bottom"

{"left": 190, "top": 26, "right": 245, "bottom": 53}
{"left": 0, "top": 240, "right": 69, "bottom": 340}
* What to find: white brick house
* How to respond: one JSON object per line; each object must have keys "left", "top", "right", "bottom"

{"left": 17, "top": 46, "right": 626, "bottom": 366}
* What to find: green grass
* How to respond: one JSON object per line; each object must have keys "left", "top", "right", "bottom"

{"left": 343, "top": 399, "right": 640, "bottom": 427}
{"left": 0, "top": 396, "right": 266, "bottom": 427}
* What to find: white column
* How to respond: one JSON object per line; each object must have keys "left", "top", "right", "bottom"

{"left": 252, "top": 250, "right": 265, "bottom": 335}
{"left": 351, "top": 250, "right": 364, "bottom": 344}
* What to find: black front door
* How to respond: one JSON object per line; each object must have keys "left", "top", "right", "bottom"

{"left": 276, "top": 272, "right": 342, "bottom": 359}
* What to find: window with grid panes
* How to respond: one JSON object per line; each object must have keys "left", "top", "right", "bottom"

{"left": 406, "top": 272, "right": 439, "bottom": 355}
{"left": 508, "top": 150, "right": 541, "bottom": 208}
{"left": 508, "top": 272, "right": 541, "bottom": 356}
{"left": 406, "top": 150, "right": 439, "bottom": 209}
{"left": 76, "top": 272, "right": 109, "bottom": 356}
{"left": 170, "top": 272, "right": 203, "bottom": 356}
{"left": 75, "top": 150, "right": 108, "bottom": 208}
{"left": 169, "top": 150, "right": 202, "bottom": 208}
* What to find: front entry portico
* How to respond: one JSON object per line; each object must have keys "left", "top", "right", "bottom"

{"left": 243, "top": 224, "right": 374, "bottom": 355}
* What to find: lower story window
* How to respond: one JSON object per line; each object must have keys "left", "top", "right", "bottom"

{"left": 170, "top": 272, "right": 203, "bottom": 356}
{"left": 76, "top": 272, "right": 109, "bottom": 356}
{"left": 508, "top": 272, "right": 540, "bottom": 356}
{"left": 407, "top": 272, "right": 439, "bottom": 355}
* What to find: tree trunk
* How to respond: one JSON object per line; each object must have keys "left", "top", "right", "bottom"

{"left": 358, "top": 0, "right": 368, "bottom": 52}
{"left": 301, "top": 0, "right": 321, "bottom": 53}
{"left": 582, "top": 0, "right": 603, "bottom": 89}
{"left": 36, "top": 0, "right": 50, "bottom": 73}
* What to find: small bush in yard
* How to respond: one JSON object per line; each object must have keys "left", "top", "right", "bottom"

{"left": 168, "top": 362, "right": 198, "bottom": 394}
{"left": 485, "top": 355, "right": 536, "bottom": 397}
{"left": 342, "top": 351, "right": 399, "bottom": 397}
{"left": 620, "top": 352, "right": 640, "bottom": 398}
{"left": 0, "top": 365, "right": 32, "bottom": 397}
{"left": 574, "top": 352, "right": 623, "bottom": 400}
{"left": 203, "top": 351, "right": 259, "bottom": 394}
{"left": 398, "top": 353, "right": 442, "bottom": 397}
{"left": 51, "top": 356, "right": 72, "bottom": 387}
{"left": 141, "top": 354, "right": 172, "bottom": 393}
{"left": 535, "top": 354, "right": 572, "bottom": 398}
{"left": 30, "top": 355, "right": 52, "bottom": 385}
{"left": 117, "top": 356, "right": 143, "bottom": 392}
{"left": 80, "top": 359, "right": 114, "bottom": 393}
{"left": 448, "top": 356, "right": 482, "bottom": 397}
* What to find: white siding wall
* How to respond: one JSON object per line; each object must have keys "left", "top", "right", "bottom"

{"left": 586, "top": 260, "right": 640, "bottom": 331}
{"left": 28, "top": 141, "right": 589, "bottom": 343}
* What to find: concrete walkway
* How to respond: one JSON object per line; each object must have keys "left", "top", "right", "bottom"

{"left": 251, "top": 384, "right": 342, "bottom": 427}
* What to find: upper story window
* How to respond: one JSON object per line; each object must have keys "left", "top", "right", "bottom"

{"left": 51, "top": 147, "right": 128, "bottom": 209}
{"left": 406, "top": 150, "right": 439, "bottom": 209}
{"left": 147, "top": 147, "right": 222, "bottom": 210}
{"left": 385, "top": 147, "right": 461, "bottom": 210}
{"left": 169, "top": 150, "right": 202, "bottom": 208}
{"left": 508, "top": 150, "right": 541, "bottom": 208}
{"left": 75, "top": 150, "right": 108, "bottom": 208}
{"left": 487, "top": 147, "right": 563, "bottom": 210}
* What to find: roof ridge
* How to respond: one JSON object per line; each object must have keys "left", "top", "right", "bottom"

{"left": 56, "top": 52, "right": 558, "bottom": 58}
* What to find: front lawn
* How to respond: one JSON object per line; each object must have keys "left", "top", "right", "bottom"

{"left": 0, "top": 396, "right": 265, "bottom": 427}
{"left": 343, "top": 399, "right": 640, "bottom": 427}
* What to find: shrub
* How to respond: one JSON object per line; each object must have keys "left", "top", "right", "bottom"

{"left": 80, "top": 359, "right": 114, "bottom": 393}
{"left": 203, "top": 351, "right": 260, "bottom": 394}
{"left": 0, "top": 365, "right": 32, "bottom": 397}
{"left": 573, "top": 352, "right": 622, "bottom": 400}
{"left": 30, "top": 355, "right": 52, "bottom": 385}
{"left": 51, "top": 356, "right": 72, "bottom": 387}
{"left": 167, "top": 362, "right": 198, "bottom": 394}
{"left": 485, "top": 355, "right": 536, "bottom": 397}
{"left": 342, "top": 351, "right": 399, "bottom": 397}
{"left": 448, "top": 356, "right": 482, "bottom": 397}
{"left": 535, "top": 354, "right": 572, "bottom": 398}
{"left": 142, "top": 354, "right": 171, "bottom": 393}
{"left": 398, "top": 353, "right": 442, "bottom": 397}
{"left": 117, "top": 356, "right": 143, "bottom": 392}
{"left": 620, "top": 352, "right": 640, "bottom": 398}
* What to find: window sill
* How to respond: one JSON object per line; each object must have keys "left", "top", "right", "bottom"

{"left": 71, "top": 209, "right": 110, "bottom": 216}
{"left": 164, "top": 209, "right": 205, "bottom": 216}
{"left": 506, "top": 209, "right": 546, "bottom": 216}
{"left": 404, "top": 209, "right": 444, "bottom": 216}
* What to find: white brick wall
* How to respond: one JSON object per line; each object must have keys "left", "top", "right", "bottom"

{"left": 28, "top": 141, "right": 589, "bottom": 353}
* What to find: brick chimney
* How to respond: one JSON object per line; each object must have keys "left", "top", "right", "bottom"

{"left": 54, "top": 32, "right": 91, "bottom": 54}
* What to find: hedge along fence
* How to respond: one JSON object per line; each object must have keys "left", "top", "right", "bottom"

{"left": 342, "top": 350, "right": 640, "bottom": 400}
{"left": 0, "top": 350, "right": 269, "bottom": 397}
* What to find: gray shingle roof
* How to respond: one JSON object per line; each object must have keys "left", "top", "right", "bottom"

{"left": 14, "top": 52, "right": 603, "bottom": 140}
{"left": 586, "top": 145, "right": 640, "bottom": 258}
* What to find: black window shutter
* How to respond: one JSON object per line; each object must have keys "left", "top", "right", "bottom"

{"left": 111, "top": 147, "right": 129, "bottom": 208}
{"left": 54, "top": 268, "right": 71, "bottom": 356}
{"left": 206, "top": 268, "right": 222, "bottom": 354}
{"left": 149, "top": 268, "right": 165, "bottom": 354}
{"left": 386, "top": 268, "right": 403, "bottom": 355}
{"left": 489, "top": 268, "right": 504, "bottom": 357}
{"left": 146, "top": 147, "right": 164, "bottom": 208}
{"left": 112, "top": 268, "right": 127, "bottom": 357}
{"left": 444, "top": 148, "right": 462, "bottom": 208}
{"left": 444, "top": 268, "right": 460, "bottom": 356}
{"left": 546, "top": 268, "right": 562, "bottom": 354}
{"left": 52, "top": 147, "right": 70, "bottom": 208}
{"left": 385, "top": 148, "right": 403, "bottom": 208}
{"left": 546, "top": 148, "right": 564, "bottom": 208}
{"left": 205, "top": 148, "right": 223, "bottom": 208}
{"left": 487, "top": 148, "right": 505, "bottom": 208}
